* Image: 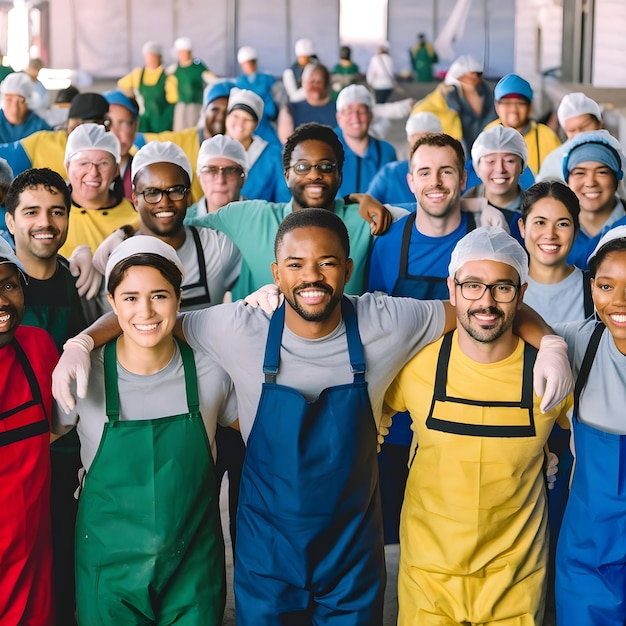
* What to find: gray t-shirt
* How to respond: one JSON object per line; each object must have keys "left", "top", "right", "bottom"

{"left": 524, "top": 268, "right": 587, "bottom": 325}
{"left": 183, "top": 294, "right": 446, "bottom": 442}
{"left": 556, "top": 317, "right": 626, "bottom": 434}
{"left": 54, "top": 341, "right": 238, "bottom": 471}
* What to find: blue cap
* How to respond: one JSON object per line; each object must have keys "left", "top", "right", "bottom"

{"left": 206, "top": 81, "right": 234, "bottom": 105}
{"left": 494, "top": 74, "right": 533, "bottom": 102}
{"left": 562, "top": 129, "right": 625, "bottom": 181}
{"left": 103, "top": 90, "right": 139, "bottom": 118}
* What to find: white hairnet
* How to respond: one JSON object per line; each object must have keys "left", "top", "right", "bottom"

{"left": 295, "top": 38, "right": 315, "bottom": 57}
{"left": 444, "top": 55, "right": 483, "bottom": 87}
{"left": 405, "top": 112, "right": 443, "bottom": 138}
{"left": 0, "top": 72, "right": 34, "bottom": 104}
{"left": 174, "top": 37, "right": 192, "bottom": 51}
{"left": 0, "top": 157, "right": 13, "bottom": 186}
{"left": 587, "top": 225, "right": 626, "bottom": 265}
{"left": 237, "top": 46, "right": 257, "bottom": 64}
{"left": 557, "top": 92, "right": 602, "bottom": 128}
{"left": 65, "top": 123, "right": 121, "bottom": 164}
{"left": 336, "top": 84, "right": 373, "bottom": 112}
{"left": 471, "top": 125, "right": 528, "bottom": 171}
{"left": 197, "top": 134, "right": 248, "bottom": 173}
{"left": 105, "top": 235, "right": 186, "bottom": 289}
{"left": 448, "top": 226, "right": 529, "bottom": 284}
{"left": 142, "top": 41, "right": 162, "bottom": 56}
{"left": 131, "top": 141, "right": 193, "bottom": 183}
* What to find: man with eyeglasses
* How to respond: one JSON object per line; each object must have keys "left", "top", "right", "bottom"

{"left": 59, "top": 123, "right": 138, "bottom": 260}
{"left": 385, "top": 226, "right": 571, "bottom": 626}
{"left": 0, "top": 72, "right": 51, "bottom": 142}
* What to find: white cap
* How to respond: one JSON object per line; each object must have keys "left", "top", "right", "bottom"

{"left": 174, "top": 37, "right": 192, "bottom": 52}
{"left": 237, "top": 46, "right": 257, "bottom": 64}
{"left": 295, "top": 38, "right": 315, "bottom": 57}
{"left": 131, "top": 141, "right": 193, "bottom": 184}
{"left": 405, "top": 112, "right": 442, "bottom": 138}
{"left": 65, "top": 123, "right": 121, "bottom": 164}
{"left": 0, "top": 72, "right": 34, "bottom": 104}
{"left": 227, "top": 87, "right": 264, "bottom": 122}
{"left": 0, "top": 157, "right": 13, "bottom": 186}
{"left": 105, "top": 235, "right": 186, "bottom": 288}
{"left": 197, "top": 134, "right": 248, "bottom": 173}
{"left": 142, "top": 41, "right": 162, "bottom": 56}
{"left": 444, "top": 55, "right": 483, "bottom": 87}
{"left": 448, "top": 226, "right": 529, "bottom": 284}
{"left": 0, "top": 237, "right": 27, "bottom": 282}
{"left": 336, "top": 84, "right": 373, "bottom": 112}
{"left": 471, "top": 125, "right": 528, "bottom": 171}
{"left": 587, "top": 224, "right": 626, "bottom": 264}
{"left": 557, "top": 92, "right": 602, "bottom": 128}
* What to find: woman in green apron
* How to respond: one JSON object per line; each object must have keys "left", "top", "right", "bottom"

{"left": 54, "top": 236, "right": 235, "bottom": 625}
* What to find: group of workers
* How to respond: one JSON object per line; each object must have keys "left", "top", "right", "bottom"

{"left": 1, "top": 37, "right": 626, "bottom": 626}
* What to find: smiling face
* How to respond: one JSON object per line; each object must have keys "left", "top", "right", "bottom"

{"left": 0, "top": 264, "right": 24, "bottom": 347}
{"left": 519, "top": 196, "right": 576, "bottom": 270}
{"left": 592, "top": 249, "right": 626, "bottom": 354}
{"left": 133, "top": 163, "right": 190, "bottom": 239}
{"left": 5, "top": 184, "right": 69, "bottom": 263}
{"left": 107, "top": 264, "right": 180, "bottom": 351}
{"left": 476, "top": 152, "right": 523, "bottom": 201}
{"left": 567, "top": 161, "right": 618, "bottom": 218}
{"left": 3, "top": 93, "right": 29, "bottom": 125}
{"left": 336, "top": 103, "right": 372, "bottom": 141}
{"left": 271, "top": 225, "right": 353, "bottom": 338}
{"left": 204, "top": 96, "right": 228, "bottom": 138}
{"left": 495, "top": 98, "right": 531, "bottom": 132}
{"left": 562, "top": 113, "right": 602, "bottom": 140}
{"left": 198, "top": 157, "right": 245, "bottom": 212}
{"left": 66, "top": 149, "right": 118, "bottom": 207}
{"left": 407, "top": 144, "right": 466, "bottom": 219}
{"left": 285, "top": 139, "right": 341, "bottom": 210}
{"left": 107, "top": 104, "right": 138, "bottom": 158}
{"left": 225, "top": 108, "right": 257, "bottom": 144}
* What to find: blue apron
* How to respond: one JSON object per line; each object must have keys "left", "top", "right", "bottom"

{"left": 234, "top": 298, "right": 385, "bottom": 625}
{"left": 555, "top": 323, "right": 626, "bottom": 625}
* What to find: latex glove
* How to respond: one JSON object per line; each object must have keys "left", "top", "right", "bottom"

{"left": 92, "top": 228, "right": 128, "bottom": 274}
{"left": 69, "top": 245, "right": 102, "bottom": 300}
{"left": 479, "top": 202, "right": 509, "bottom": 231}
{"left": 244, "top": 284, "right": 283, "bottom": 314}
{"left": 545, "top": 452, "right": 559, "bottom": 490}
{"left": 355, "top": 193, "right": 392, "bottom": 235}
{"left": 52, "top": 334, "right": 95, "bottom": 414}
{"left": 533, "top": 335, "right": 574, "bottom": 413}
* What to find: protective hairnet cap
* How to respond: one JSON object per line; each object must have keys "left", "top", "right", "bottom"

{"left": 65, "top": 123, "right": 121, "bottom": 164}
{"left": 0, "top": 72, "right": 33, "bottom": 102}
{"left": 557, "top": 92, "right": 602, "bottom": 128}
{"left": 174, "top": 37, "right": 192, "bottom": 51}
{"left": 131, "top": 141, "right": 193, "bottom": 184}
{"left": 237, "top": 46, "right": 257, "bottom": 64}
{"left": 0, "top": 236, "right": 27, "bottom": 282}
{"left": 197, "top": 134, "right": 248, "bottom": 173}
{"left": 588, "top": 225, "right": 626, "bottom": 264}
{"left": 336, "top": 84, "right": 373, "bottom": 112}
{"left": 444, "top": 55, "right": 483, "bottom": 86}
{"left": 471, "top": 125, "right": 528, "bottom": 171}
{"left": 405, "top": 112, "right": 442, "bottom": 138}
{"left": 448, "top": 226, "right": 529, "bottom": 284}
{"left": 142, "top": 41, "right": 162, "bottom": 56}
{"left": 0, "top": 157, "right": 13, "bottom": 186}
{"left": 295, "top": 38, "right": 315, "bottom": 57}
{"left": 227, "top": 88, "right": 264, "bottom": 122}
{"left": 494, "top": 74, "right": 533, "bottom": 102}
{"left": 562, "top": 129, "right": 626, "bottom": 181}
{"left": 206, "top": 80, "right": 234, "bottom": 105}
{"left": 103, "top": 90, "right": 139, "bottom": 118}
{"left": 105, "top": 235, "right": 186, "bottom": 289}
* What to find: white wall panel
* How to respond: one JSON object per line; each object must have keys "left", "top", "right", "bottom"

{"left": 592, "top": 0, "right": 626, "bottom": 87}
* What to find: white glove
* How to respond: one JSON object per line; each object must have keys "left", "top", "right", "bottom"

{"left": 546, "top": 452, "right": 559, "bottom": 490}
{"left": 52, "top": 334, "right": 95, "bottom": 414}
{"left": 92, "top": 228, "right": 127, "bottom": 275}
{"left": 69, "top": 245, "right": 102, "bottom": 300}
{"left": 479, "top": 202, "right": 509, "bottom": 231}
{"left": 244, "top": 284, "right": 283, "bottom": 314}
{"left": 533, "top": 335, "right": 574, "bottom": 413}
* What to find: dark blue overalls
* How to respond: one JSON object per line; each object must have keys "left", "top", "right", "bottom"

{"left": 234, "top": 299, "right": 385, "bottom": 625}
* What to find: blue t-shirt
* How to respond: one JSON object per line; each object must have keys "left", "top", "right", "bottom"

{"left": 367, "top": 159, "right": 414, "bottom": 205}
{"left": 242, "top": 141, "right": 290, "bottom": 203}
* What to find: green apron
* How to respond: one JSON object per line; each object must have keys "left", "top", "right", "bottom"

{"left": 138, "top": 67, "right": 174, "bottom": 132}
{"left": 75, "top": 338, "right": 225, "bottom": 625}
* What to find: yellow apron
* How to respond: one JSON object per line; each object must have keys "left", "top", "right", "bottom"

{"left": 398, "top": 332, "right": 551, "bottom": 626}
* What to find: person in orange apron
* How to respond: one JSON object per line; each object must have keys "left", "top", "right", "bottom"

{"left": 385, "top": 227, "right": 572, "bottom": 625}
{"left": 0, "top": 238, "right": 56, "bottom": 626}
{"left": 53, "top": 236, "right": 235, "bottom": 625}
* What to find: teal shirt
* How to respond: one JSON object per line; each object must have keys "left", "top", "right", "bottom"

{"left": 184, "top": 198, "right": 374, "bottom": 297}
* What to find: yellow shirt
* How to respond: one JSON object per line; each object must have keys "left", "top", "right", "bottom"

{"left": 22, "top": 129, "right": 69, "bottom": 177}
{"left": 118, "top": 67, "right": 178, "bottom": 104}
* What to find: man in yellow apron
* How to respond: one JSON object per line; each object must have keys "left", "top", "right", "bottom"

{"left": 386, "top": 226, "right": 572, "bottom": 625}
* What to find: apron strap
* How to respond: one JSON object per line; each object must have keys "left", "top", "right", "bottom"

{"left": 180, "top": 226, "right": 212, "bottom": 309}
{"left": 520, "top": 341, "right": 538, "bottom": 409}
{"left": 433, "top": 331, "right": 454, "bottom": 401}
{"left": 263, "top": 302, "right": 285, "bottom": 382}
{"left": 573, "top": 322, "right": 605, "bottom": 416}
{"left": 104, "top": 337, "right": 200, "bottom": 421}
{"left": 398, "top": 214, "right": 416, "bottom": 279}
{"left": 465, "top": 211, "right": 477, "bottom": 233}
{"left": 581, "top": 270, "right": 594, "bottom": 319}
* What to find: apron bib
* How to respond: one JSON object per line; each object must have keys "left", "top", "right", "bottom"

{"left": 138, "top": 67, "right": 174, "bottom": 133}
{"left": 235, "top": 298, "right": 385, "bottom": 625}
{"left": 399, "top": 331, "right": 547, "bottom": 625}
{"left": 180, "top": 225, "right": 212, "bottom": 309}
{"left": 75, "top": 338, "right": 225, "bottom": 625}
{"left": 0, "top": 338, "right": 54, "bottom": 626}
{"left": 556, "top": 323, "right": 626, "bottom": 625}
